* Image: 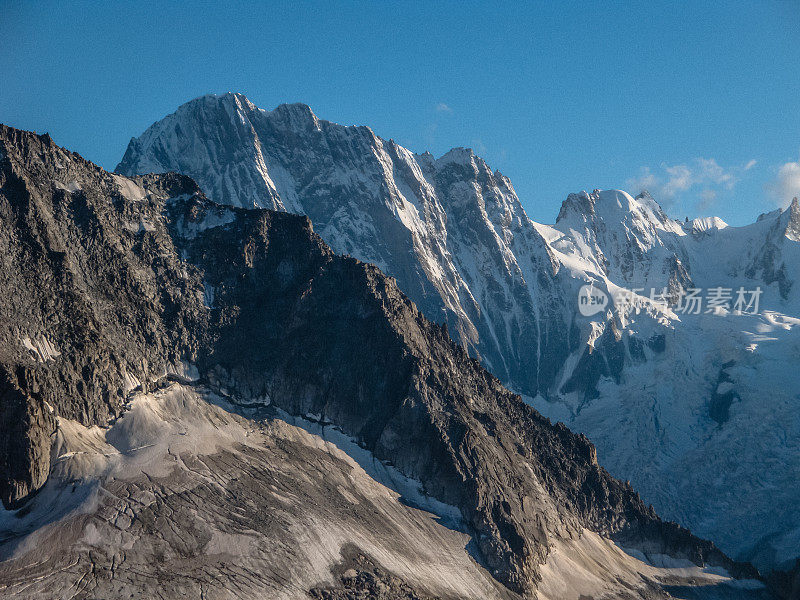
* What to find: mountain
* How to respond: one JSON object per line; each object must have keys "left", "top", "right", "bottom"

{"left": 116, "top": 93, "right": 572, "bottom": 398}
{"left": 537, "top": 190, "right": 800, "bottom": 572}
{"left": 0, "top": 125, "right": 773, "bottom": 598}
{"left": 117, "top": 93, "right": 800, "bottom": 573}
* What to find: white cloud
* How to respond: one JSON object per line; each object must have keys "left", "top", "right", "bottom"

{"left": 768, "top": 157, "right": 800, "bottom": 208}
{"left": 435, "top": 102, "right": 452, "bottom": 113}
{"left": 626, "top": 157, "right": 756, "bottom": 211}
{"left": 697, "top": 189, "right": 718, "bottom": 212}
{"left": 626, "top": 166, "right": 659, "bottom": 193}
{"left": 696, "top": 158, "right": 735, "bottom": 188}
{"left": 663, "top": 164, "right": 693, "bottom": 195}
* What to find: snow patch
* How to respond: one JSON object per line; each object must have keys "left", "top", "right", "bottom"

{"left": 53, "top": 180, "right": 82, "bottom": 193}
{"left": 112, "top": 174, "right": 147, "bottom": 202}
{"left": 537, "top": 529, "right": 763, "bottom": 600}
{"left": 21, "top": 335, "right": 61, "bottom": 362}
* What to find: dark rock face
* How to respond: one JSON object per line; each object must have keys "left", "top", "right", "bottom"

{"left": 309, "top": 546, "right": 438, "bottom": 600}
{"left": 767, "top": 560, "right": 800, "bottom": 600}
{"left": 0, "top": 126, "right": 759, "bottom": 595}
{"left": 0, "top": 125, "right": 209, "bottom": 506}
{"left": 0, "top": 370, "right": 53, "bottom": 509}
{"left": 560, "top": 319, "right": 626, "bottom": 399}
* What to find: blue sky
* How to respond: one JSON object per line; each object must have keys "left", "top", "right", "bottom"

{"left": 2, "top": 1, "right": 799, "bottom": 225}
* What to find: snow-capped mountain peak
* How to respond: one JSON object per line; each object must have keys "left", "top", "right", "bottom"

{"left": 551, "top": 189, "right": 689, "bottom": 290}
{"left": 434, "top": 146, "right": 477, "bottom": 168}
{"left": 684, "top": 215, "right": 729, "bottom": 234}
{"left": 9, "top": 123, "right": 769, "bottom": 599}
{"left": 270, "top": 101, "right": 322, "bottom": 131}
{"left": 556, "top": 188, "right": 681, "bottom": 235}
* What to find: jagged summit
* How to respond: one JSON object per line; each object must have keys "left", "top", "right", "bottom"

{"left": 434, "top": 146, "right": 477, "bottom": 166}
{"left": 270, "top": 101, "right": 322, "bottom": 130}
{"left": 0, "top": 123, "right": 93, "bottom": 174}
{"left": 785, "top": 196, "right": 800, "bottom": 241}
{"left": 176, "top": 91, "right": 259, "bottom": 112}
{"left": 684, "top": 215, "right": 730, "bottom": 233}
{"left": 117, "top": 93, "right": 505, "bottom": 202}
{"left": 556, "top": 188, "right": 677, "bottom": 231}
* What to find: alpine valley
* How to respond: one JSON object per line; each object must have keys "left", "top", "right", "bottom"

{"left": 0, "top": 92, "right": 796, "bottom": 599}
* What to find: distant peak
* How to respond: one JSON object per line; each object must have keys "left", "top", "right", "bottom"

{"left": 270, "top": 102, "right": 320, "bottom": 130}
{"left": 435, "top": 147, "right": 475, "bottom": 167}
{"left": 556, "top": 190, "right": 597, "bottom": 222}
{"left": 684, "top": 216, "right": 729, "bottom": 234}
{"left": 415, "top": 150, "right": 435, "bottom": 169}
{"left": 785, "top": 196, "right": 800, "bottom": 241}
{"left": 183, "top": 91, "right": 254, "bottom": 109}
{"left": 556, "top": 189, "right": 675, "bottom": 230}
{"left": 557, "top": 189, "right": 636, "bottom": 219}
{"left": 273, "top": 102, "right": 316, "bottom": 117}
{"left": 635, "top": 190, "right": 655, "bottom": 202}
{"left": 224, "top": 91, "right": 258, "bottom": 109}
